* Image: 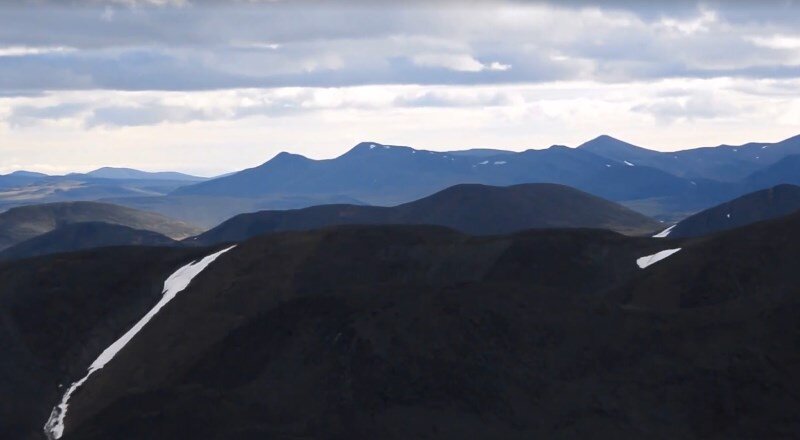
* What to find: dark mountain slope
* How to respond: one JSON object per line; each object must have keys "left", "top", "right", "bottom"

{"left": 668, "top": 184, "right": 800, "bottom": 238}
{"left": 51, "top": 226, "right": 662, "bottom": 440}
{"left": 190, "top": 183, "right": 661, "bottom": 245}
{"left": 0, "top": 222, "right": 177, "bottom": 261}
{"left": 615, "top": 210, "right": 800, "bottom": 313}
{"left": 0, "top": 201, "right": 201, "bottom": 250}
{"left": 0, "top": 245, "right": 213, "bottom": 440}
{"left": 16, "top": 217, "right": 796, "bottom": 439}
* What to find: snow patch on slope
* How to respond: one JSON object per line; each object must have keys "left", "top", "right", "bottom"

{"left": 43, "top": 245, "right": 236, "bottom": 440}
{"left": 652, "top": 225, "right": 676, "bottom": 238}
{"left": 637, "top": 248, "right": 682, "bottom": 269}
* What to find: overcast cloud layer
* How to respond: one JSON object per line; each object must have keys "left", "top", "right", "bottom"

{"left": 1, "top": 1, "right": 799, "bottom": 175}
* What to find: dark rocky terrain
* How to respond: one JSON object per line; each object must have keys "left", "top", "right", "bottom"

{"left": 668, "top": 184, "right": 800, "bottom": 238}
{"left": 0, "top": 222, "right": 178, "bottom": 261}
{"left": 0, "top": 245, "right": 212, "bottom": 440}
{"left": 2, "top": 211, "right": 799, "bottom": 439}
{"left": 0, "top": 201, "right": 202, "bottom": 250}
{"left": 190, "top": 183, "right": 661, "bottom": 245}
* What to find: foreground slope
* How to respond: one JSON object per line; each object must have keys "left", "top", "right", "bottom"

{"left": 2, "top": 214, "right": 794, "bottom": 439}
{"left": 668, "top": 184, "right": 800, "bottom": 238}
{"left": 191, "top": 183, "right": 661, "bottom": 245}
{"left": 0, "top": 222, "right": 178, "bottom": 261}
{"left": 0, "top": 201, "right": 202, "bottom": 250}
{"left": 0, "top": 246, "right": 213, "bottom": 440}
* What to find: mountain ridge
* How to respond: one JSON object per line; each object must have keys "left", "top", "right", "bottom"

{"left": 189, "top": 183, "right": 662, "bottom": 245}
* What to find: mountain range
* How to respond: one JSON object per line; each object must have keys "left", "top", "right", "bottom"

{"left": 4, "top": 212, "right": 800, "bottom": 438}
{"left": 2, "top": 134, "right": 800, "bottom": 227}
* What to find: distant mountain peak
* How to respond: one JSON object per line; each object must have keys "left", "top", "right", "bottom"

{"left": 342, "top": 142, "right": 416, "bottom": 157}
{"left": 592, "top": 134, "right": 617, "bottom": 141}
{"left": 580, "top": 135, "right": 643, "bottom": 150}
{"left": 6, "top": 170, "right": 48, "bottom": 178}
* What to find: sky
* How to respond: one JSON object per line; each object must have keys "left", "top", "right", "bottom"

{"left": 1, "top": 0, "right": 799, "bottom": 176}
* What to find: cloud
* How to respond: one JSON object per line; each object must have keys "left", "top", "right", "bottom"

{"left": 631, "top": 91, "right": 741, "bottom": 123}
{"left": 0, "top": 2, "right": 796, "bottom": 91}
{"left": 0, "top": 46, "right": 76, "bottom": 57}
{"left": 7, "top": 103, "right": 88, "bottom": 126}
{"left": 411, "top": 53, "right": 511, "bottom": 72}
{"left": 749, "top": 35, "right": 800, "bottom": 50}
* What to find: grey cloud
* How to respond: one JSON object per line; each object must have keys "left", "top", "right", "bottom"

{"left": 8, "top": 102, "right": 88, "bottom": 126}
{"left": 632, "top": 92, "right": 741, "bottom": 123}
{"left": 85, "top": 104, "right": 213, "bottom": 127}
{"left": 0, "top": 2, "right": 797, "bottom": 92}
{"left": 393, "top": 91, "right": 514, "bottom": 108}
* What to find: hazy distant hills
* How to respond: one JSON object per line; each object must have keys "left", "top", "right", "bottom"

{"left": 191, "top": 183, "right": 661, "bottom": 245}
{"left": 665, "top": 184, "right": 800, "bottom": 238}
{"left": 6, "top": 213, "right": 800, "bottom": 438}
{"left": 84, "top": 167, "right": 206, "bottom": 182}
{"left": 0, "top": 222, "right": 177, "bottom": 261}
{"left": 0, "top": 168, "right": 209, "bottom": 212}
{"left": 0, "top": 201, "right": 201, "bottom": 250}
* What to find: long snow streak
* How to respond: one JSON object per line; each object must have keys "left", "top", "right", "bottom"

{"left": 43, "top": 245, "right": 236, "bottom": 440}
{"left": 636, "top": 248, "right": 682, "bottom": 269}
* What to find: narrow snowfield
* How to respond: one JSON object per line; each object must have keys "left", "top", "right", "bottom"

{"left": 43, "top": 245, "right": 236, "bottom": 440}
{"left": 637, "top": 248, "right": 682, "bottom": 269}
{"left": 652, "top": 225, "right": 676, "bottom": 238}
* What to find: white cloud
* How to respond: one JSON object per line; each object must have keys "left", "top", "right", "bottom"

{"left": 658, "top": 9, "right": 717, "bottom": 35}
{"left": 749, "top": 35, "right": 800, "bottom": 50}
{"left": 488, "top": 62, "right": 512, "bottom": 71}
{"left": 411, "top": 53, "right": 511, "bottom": 73}
{"left": 411, "top": 53, "right": 487, "bottom": 72}
{"left": 0, "top": 46, "right": 76, "bottom": 57}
